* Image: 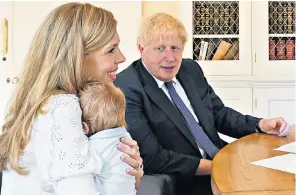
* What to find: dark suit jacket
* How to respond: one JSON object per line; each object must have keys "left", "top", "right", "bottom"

{"left": 115, "top": 59, "right": 259, "bottom": 195}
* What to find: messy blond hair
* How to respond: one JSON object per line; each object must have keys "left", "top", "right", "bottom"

{"left": 79, "top": 81, "right": 127, "bottom": 135}
{"left": 137, "top": 12, "right": 188, "bottom": 47}
{"left": 0, "top": 2, "right": 117, "bottom": 174}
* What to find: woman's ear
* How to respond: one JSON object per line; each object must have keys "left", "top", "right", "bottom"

{"left": 82, "top": 122, "right": 90, "bottom": 135}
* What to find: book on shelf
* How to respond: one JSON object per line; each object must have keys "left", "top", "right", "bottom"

{"left": 201, "top": 41, "right": 208, "bottom": 60}
{"left": 294, "top": 2, "right": 296, "bottom": 33}
{"left": 204, "top": 3, "right": 210, "bottom": 33}
{"left": 271, "top": 2, "right": 279, "bottom": 33}
{"left": 287, "top": 2, "right": 294, "bottom": 34}
{"left": 222, "top": 4, "right": 230, "bottom": 34}
{"left": 212, "top": 40, "right": 232, "bottom": 60}
{"left": 199, "top": 41, "right": 204, "bottom": 60}
{"left": 205, "top": 42, "right": 215, "bottom": 60}
{"left": 200, "top": 4, "right": 206, "bottom": 34}
{"left": 208, "top": 6, "right": 215, "bottom": 34}
{"left": 282, "top": 2, "right": 288, "bottom": 34}
{"left": 198, "top": 41, "right": 209, "bottom": 60}
{"left": 286, "top": 39, "right": 295, "bottom": 60}
{"left": 234, "top": 4, "right": 239, "bottom": 34}
{"left": 229, "top": 3, "right": 237, "bottom": 34}
{"left": 212, "top": 3, "right": 220, "bottom": 34}
{"left": 193, "top": 42, "right": 200, "bottom": 61}
{"left": 269, "top": 39, "right": 276, "bottom": 60}
{"left": 276, "top": 40, "right": 286, "bottom": 60}
{"left": 233, "top": 52, "right": 239, "bottom": 60}
{"left": 224, "top": 41, "right": 239, "bottom": 60}
{"left": 219, "top": 4, "right": 225, "bottom": 34}
{"left": 277, "top": 2, "right": 284, "bottom": 34}
{"left": 194, "top": 2, "right": 201, "bottom": 33}
{"left": 269, "top": 2, "right": 274, "bottom": 33}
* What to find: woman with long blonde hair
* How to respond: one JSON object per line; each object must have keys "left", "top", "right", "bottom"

{"left": 0, "top": 2, "right": 143, "bottom": 195}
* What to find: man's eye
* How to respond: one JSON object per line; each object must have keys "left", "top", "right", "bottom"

{"left": 156, "top": 47, "right": 164, "bottom": 52}
{"left": 172, "top": 46, "right": 179, "bottom": 51}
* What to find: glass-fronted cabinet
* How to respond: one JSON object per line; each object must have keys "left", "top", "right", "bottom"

{"left": 180, "top": 1, "right": 252, "bottom": 75}
{"left": 253, "top": 1, "right": 296, "bottom": 77}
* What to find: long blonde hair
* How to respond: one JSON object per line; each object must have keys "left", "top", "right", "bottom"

{"left": 0, "top": 2, "right": 117, "bottom": 174}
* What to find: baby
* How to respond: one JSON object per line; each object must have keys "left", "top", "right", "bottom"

{"left": 79, "top": 81, "right": 136, "bottom": 195}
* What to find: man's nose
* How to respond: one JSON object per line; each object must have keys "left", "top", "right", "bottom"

{"left": 164, "top": 50, "right": 175, "bottom": 61}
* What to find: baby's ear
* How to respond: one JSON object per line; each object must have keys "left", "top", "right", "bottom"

{"left": 82, "top": 122, "right": 90, "bottom": 135}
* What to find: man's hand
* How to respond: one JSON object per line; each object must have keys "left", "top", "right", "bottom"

{"left": 259, "top": 117, "right": 290, "bottom": 137}
{"left": 196, "top": 159, "right": 212, "bottom": 175}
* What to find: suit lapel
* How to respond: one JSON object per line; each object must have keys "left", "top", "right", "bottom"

{"left": 136, "top": 61, "right": 200, "bottom": 151}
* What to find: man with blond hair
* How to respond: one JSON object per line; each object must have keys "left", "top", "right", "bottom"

{"left": 115, "top": 13, "right": 290, "bottom": 195}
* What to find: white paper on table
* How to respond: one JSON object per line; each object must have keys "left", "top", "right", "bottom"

{"left": 218, "top": 133, "right": 237, "bottom": 143}
{"left": 251, "top": 153, "right": 296, "bottom": 174}
{"left": 273, "top": 141, "right": 296, "bottom": 153}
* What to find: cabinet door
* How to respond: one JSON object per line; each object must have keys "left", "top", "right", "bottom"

{"left": 212, "top": 87, "right": 253, "bottom": 115}
{"left": 180, "top": 1, "right": 252, "bottom": 76}
{"left": 0, "top": 2, "right": 14, "bottom": 126}
{"left": 253, "top": 87, "right": 296, "bottom": 124}
{"left": 252, "top": 1, "right": 296, "bottom": 77}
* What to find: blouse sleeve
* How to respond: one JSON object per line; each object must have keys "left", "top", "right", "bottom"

{"left": 33, "top": 94, "right": 102, "bottom": 195}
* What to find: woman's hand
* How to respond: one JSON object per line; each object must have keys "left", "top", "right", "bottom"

{"left": 118, "top": 137, "right": 144, "bottom": 189}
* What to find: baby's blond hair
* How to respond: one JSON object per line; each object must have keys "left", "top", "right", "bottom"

{"left": 79, "top": 81, "right": 127, "bottom": 135}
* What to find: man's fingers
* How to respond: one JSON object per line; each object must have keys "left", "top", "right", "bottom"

{"left": 278, "top": 124, "right": 290, "bottom": 137}
{"left": 278, "top": 118, "right": 287, "bottom": 132}
{"left": 267, "top": 130, "right": 278, "bottom": 135}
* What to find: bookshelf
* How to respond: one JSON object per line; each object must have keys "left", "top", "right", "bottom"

{"left": 268, "top": 1, "right": 295, "bottom": 61}
{"left": 180, "top": 1, "right": 252, "bottom": 76}
{"left": 192, "top": 1, "right": 239, "bottom": 61}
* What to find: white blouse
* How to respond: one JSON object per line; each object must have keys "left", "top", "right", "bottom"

{"left": 1, "top": 94, "right": 102, "bottom": 195}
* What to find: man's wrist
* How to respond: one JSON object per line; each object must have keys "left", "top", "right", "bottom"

{"left": 255, "top": 118, "right": 264, "bottom": 133}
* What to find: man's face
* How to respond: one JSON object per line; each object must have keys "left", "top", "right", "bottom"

{"left": 139, "top": 31, "right": 184, "bottom": 82}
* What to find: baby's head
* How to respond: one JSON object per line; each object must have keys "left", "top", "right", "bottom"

{"left": 79, "top": 81, "right": 127, "bottom": 135}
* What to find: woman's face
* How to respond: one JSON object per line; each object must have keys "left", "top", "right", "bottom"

{"left": 84, "top": 32, "right": 126, "bottom": 82}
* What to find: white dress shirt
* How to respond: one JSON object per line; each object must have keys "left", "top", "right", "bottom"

{"left": 143, "top": 63, "right": 206, "bottom": 158}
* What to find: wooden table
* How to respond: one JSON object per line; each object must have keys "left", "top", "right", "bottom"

{"left": 211, "top": 126, "right": 295, "bottom": 195}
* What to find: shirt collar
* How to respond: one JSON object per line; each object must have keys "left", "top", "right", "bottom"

{"left": 142, "top": 61, "right": 177, "bottom": 88}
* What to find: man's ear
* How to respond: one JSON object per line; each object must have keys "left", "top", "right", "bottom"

{"left": 82, "top": 122, "right": 90, "bottom": 135}
{"left": 138, "top": 44, "right": 144, "bottom": 54}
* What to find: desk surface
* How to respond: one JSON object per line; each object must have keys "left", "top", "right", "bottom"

{"left": 212, "top": 126, "right": 295, "bottom": 195}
